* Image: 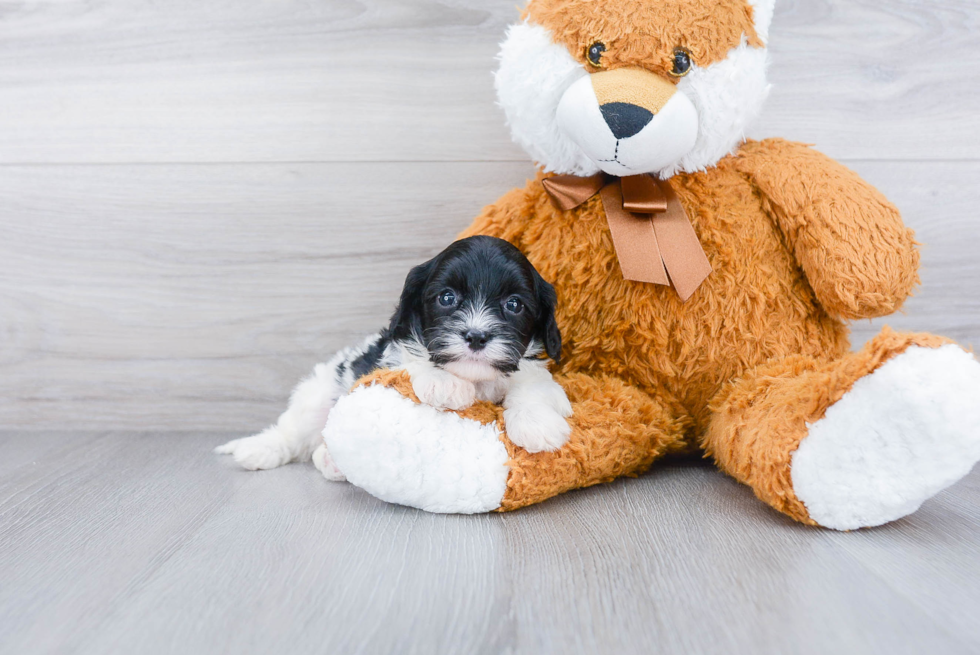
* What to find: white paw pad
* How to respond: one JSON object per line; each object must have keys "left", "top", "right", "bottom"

{"left": 214, "top": 433, "right": 289, "bottom": 471}
{"left": 792, "top": 345, "right": 980, "bottom": 530}
{"left": 503, "top": 405, "right": 572, "bottom": 453}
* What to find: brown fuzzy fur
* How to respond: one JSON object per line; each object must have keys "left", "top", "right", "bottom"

{"left": 351, "top": 138, "right": 941, "bottom": 519}
{"left": 443, "top": 137, "right": 935, "bottom": 519}
{"left": 704, "top": 328, "right": 954, "bottom": 523}
{"left": 734, "top": 140, "right": 920, "bottom": 320}
{"left": 354, "top": 369, "right": 688, "bottom": 512}
{"left": 525, "top": 0, "right": 764, "bottom": 76}
{"left": 338, "top": 1, "right": 955, "bottom": 522}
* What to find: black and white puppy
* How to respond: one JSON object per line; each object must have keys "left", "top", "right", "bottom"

{"left": 216, "top": 236, "right": 573, "bottom": 479}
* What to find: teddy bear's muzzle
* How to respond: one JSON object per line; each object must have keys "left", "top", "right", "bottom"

{"left": 555, "top": 67, "right": 699, "bottom": 177}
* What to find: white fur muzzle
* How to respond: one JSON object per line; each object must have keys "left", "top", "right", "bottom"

{"left": 496, "top": 22, "right": 770, "bottom": 178}
{"left": 496, "top": 21, "right": 595, "bottom": 176}
{"left": 555, "top": 74, "right": 699, "bottom": 177}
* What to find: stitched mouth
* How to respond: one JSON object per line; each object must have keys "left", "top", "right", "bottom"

{"left": 597, "top": 140, "right": 633, "bottom": 170}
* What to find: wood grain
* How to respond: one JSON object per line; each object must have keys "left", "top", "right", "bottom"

{"left": 0, "top": 161, "right": 534, "bottom": 431}
{"left": 1, "top": 431, "right": 978, "bottom": 655}
{"left": 2, "top": 160, "right": 978, "bottom": 431}
{"left": 0, "top": 0, "right": 978, "bottom": 164}
{"left": 2, "top": 1, "right": 980, "bottom": 653}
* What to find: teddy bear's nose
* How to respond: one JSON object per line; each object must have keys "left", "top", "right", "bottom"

{"left": 600, "top": 102, "right": 655, "bottom": 140}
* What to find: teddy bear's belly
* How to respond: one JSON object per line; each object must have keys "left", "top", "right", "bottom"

{"left": 528, "top": 170, "right": 850, "bottom": 436}
{"left": 556, "top": 263, "right": 849, "bottom": 434}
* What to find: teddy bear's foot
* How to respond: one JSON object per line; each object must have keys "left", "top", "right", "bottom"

{"left": 323, "top": 381, "right": 511, "bottom": 514}
{"left": 323, "top": 369, "right": 687, "bottom": 514}
{"left": 792, "top": 344, "right": 980, "bottom": 531}
{"left": 706, "top": 330, "right": 980, "bottom": 530}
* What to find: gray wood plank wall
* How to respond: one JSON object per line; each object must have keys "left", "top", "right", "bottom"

{"left": 2, "top": 0, "right": 979, "bottom": 432}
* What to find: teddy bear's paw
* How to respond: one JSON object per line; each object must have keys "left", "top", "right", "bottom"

{"left": 409, "top": 367, "right": 477, "bottom": 411}
{"left": 503, "top": 404, "right": 573, "bottom": 453}
{"left": 312, "top": 443, "right": 346, "bottom": 482}
{"left": 792, "top": 345, "right": 980, "bottom": 531}
{"left": 214, "top": 429, "right": 291, "bottom": 471}
{"left": 323, "top": 383, "right": 510, "bottom": 514}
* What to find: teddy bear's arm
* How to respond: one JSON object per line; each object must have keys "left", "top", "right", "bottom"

{"left": 735, "top": 139, "right": 920, "bottom": 320}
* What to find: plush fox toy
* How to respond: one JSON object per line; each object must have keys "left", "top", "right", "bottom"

{"left": 318, "top": 0, "right": 980, "bottom": 529}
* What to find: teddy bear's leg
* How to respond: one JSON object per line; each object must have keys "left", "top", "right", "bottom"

{"left": 323, "top": 370, "right": 689, "bottom": 514}
{"left": 704, "top": 329, "right": 980, "bottom": 530}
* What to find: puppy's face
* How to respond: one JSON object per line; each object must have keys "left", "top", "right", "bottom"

{"left": 390, "top": 236, "right": 561, "bottom": 382}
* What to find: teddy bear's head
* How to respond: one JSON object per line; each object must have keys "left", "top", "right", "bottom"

{"left": 496, "top": 0, "right": 775, "bottom": 179}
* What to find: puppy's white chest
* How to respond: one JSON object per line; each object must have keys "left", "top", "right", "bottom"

{"left": 475, "top": 378, "right": 510, "bottom": 405}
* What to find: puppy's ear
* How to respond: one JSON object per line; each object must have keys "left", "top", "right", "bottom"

{"left": 388, "top": 259, "right": 435, "bottom": 342}
{"left": 533, "top": 270, "right": 562, "bottom": 365}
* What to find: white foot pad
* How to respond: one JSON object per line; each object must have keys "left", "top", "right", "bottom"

{"left": 214, "top": 430, "right": 290, "bottom": 471}
{"left": 323, "top": 384, "right": 510, "bottom": 514}
{"left": 792, "top": 345, "right": 980, "bottom": 530}
{"left": 312, "top": 443, "right": 347, "bottom": 482}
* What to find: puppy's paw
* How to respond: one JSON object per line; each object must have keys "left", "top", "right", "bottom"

{"left": 411, "top": 369, "right": 477, "bottom": 410}
{"left": 214, "top": 432, "right": 289, "bottom": 471}
{"left": 503, "top": 405, "right": 572, "bottom": 453}
{"left": 542, "top": 381, "right": 573, "bottom": 418}
{"left": 312, "top": 443, "right": 346, "bottom": 482}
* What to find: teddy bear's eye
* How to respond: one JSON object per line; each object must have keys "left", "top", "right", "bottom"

{"left": 670, "top": 47, "right": 693, "bottom": 77}
{"left": 586, "top": 42, "right": 606, "bottom": 68}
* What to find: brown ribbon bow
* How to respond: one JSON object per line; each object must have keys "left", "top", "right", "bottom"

{"left": 542, "top": 173, "right": 712, "bottom": 302}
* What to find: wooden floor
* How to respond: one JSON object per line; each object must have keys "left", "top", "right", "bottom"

{"left": 2, "top": 432, "right": 980, "bottom": 654}
{"left": 2, "top": 1, "right": 980, "bottom": 653}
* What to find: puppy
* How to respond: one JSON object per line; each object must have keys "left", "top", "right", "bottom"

{"left": 216, "top": 236, "right": 573, "bottom": 479}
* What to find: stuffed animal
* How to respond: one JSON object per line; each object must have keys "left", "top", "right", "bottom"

{"left": 320, "top": 0, "right": 980, "bottom": 529}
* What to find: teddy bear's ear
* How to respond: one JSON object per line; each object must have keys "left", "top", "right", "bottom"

{"left": 747, "top": 0, "right": 775, "bottom": 43}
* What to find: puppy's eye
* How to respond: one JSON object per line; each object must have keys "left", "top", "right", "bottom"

{"left": 586, "top": 42, "right": 606, "bottom": 68}
{"left": 504, "top": 297, "right": 524, "bottom": 314}
{"left": 438, "top": 290, "right": 457, "bottom": 307}
{"left": 669, "top": 47, "right": 693, "bottom": 77}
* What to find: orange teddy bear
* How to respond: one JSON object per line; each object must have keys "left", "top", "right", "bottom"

{"left": 230, "top": 0, "right": 980, "bottom": 530}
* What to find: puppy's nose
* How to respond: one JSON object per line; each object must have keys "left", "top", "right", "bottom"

{"left": 464, "top": 329, "right": 488, "bottom": 351}
{"left": 600, "top": 103, "right": 654, "bottom": 140}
